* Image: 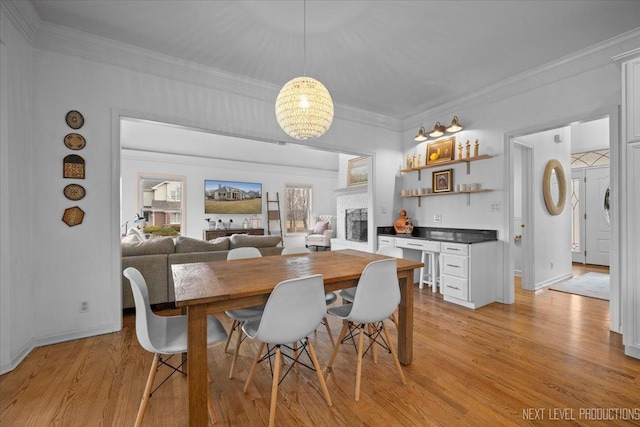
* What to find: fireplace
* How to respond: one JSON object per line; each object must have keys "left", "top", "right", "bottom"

{"left": 345, "top": 208, "right": 367, "bottom": 242}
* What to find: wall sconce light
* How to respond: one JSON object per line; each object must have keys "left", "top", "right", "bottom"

{"left": 446, "top": 115, "right": 463, "bottom": 133}
{"left": 429, "top": 122, "right": 446, "bottom": 138}
{"left": 414, "top": 126, "right": 428, "bottom": 142}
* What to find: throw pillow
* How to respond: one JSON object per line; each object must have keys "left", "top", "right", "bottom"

{"left": 121, "top": 236, "right": 175, "bottom": 256}
{"left": 121, "top": 233, "right": 142, "bottom": 244}
{"left": 313, "top": 221, "right": 329, "bottom": 234}
{"left": 174, "top": 236, "right": 230, "bottom": 253}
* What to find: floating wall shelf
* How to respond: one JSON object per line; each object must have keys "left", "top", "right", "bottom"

{"left": 400, "top": 154, "right": 493, "bottom": 179}
{"left": 401, "top": 189, "right": 493, "bottom": 207}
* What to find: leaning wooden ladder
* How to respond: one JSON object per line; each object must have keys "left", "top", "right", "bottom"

{"left": 266, "top": 192, "right": 283, "bottom": 241}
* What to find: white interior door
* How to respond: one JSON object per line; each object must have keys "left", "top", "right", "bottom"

{"left": 585, "top": 167, "right": 610, "bottom": 266}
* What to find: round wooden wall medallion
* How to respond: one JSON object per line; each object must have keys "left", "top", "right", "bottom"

{"left": 63, "top": 184, "right": 86, "bottom": 201}
{"left": 65, "top": 110, "right": 84, "bottom": 129}
{"left": 64, "top": 133, "right": 86, "bottom": 150}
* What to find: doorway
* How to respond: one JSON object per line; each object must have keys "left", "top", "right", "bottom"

{"left": 513, "top": 141, "right": 534, "bottom": 290}
{"left": 571, "top": 165, "right": 610, "bottom": 266}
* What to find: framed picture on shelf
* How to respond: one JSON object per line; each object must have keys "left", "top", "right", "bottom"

{"left": 433, "top": 169, "right": 453, "bottom": 193}
{"left": 347, "top": 156, "right": 368, "bottom": 187}
{"left": 426, "top": 136, "right": 455, "bottom": 165}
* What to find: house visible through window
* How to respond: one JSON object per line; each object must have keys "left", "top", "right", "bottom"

{"left": 139, "top": 175, "right": 185, "bottom": 236}
{"left": 285, "top": 183, "right": 312, "bottom": 235}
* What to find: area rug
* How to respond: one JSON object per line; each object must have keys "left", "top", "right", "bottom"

{"left": 549, "top": 272, "right": 609, "bottom": 300}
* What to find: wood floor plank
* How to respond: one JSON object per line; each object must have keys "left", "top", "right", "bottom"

{"left": 2, "top": 269, "right": 639, "bottom": 426}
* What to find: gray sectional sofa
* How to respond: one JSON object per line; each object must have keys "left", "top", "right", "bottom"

{"left": 121, "top": 234, "right": 283, "bottom": 309}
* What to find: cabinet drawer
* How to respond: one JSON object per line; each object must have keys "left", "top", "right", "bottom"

{"left": 378, "top": 236, "right": 395, "bottom": 246}
{"left": 441, "top": 242, "right": 468, "bottom": 255}
{"left": 395, "top": 238, "right": 440, "bottom": 252}
{"left": 441, "top": 254, "right": 468, "bottom": 278}
{"left": 442, "top": 275, "right": 468, "bottom": 300}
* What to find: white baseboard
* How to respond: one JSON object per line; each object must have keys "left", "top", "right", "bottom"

{"left": 535, "top": 272, "right": 574, "bottom": 290}
{"left": 624, "top": 344, "right": 640, "bottom": 360}
{"left": 0, "top": 323, "right": 118, "bottom": 375}
{"left": 0, "top": 338, "right": 35, "bottom": 375}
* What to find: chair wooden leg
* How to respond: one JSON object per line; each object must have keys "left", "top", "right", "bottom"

{"left": 307, "top": 339, "right": 333, "bottom": 407}
{"left": 224, "top": 320, "right": 237, "bottom": 353}
{"left": 136, "top": 353, "right": 160, "bottom": 427}
{"left": 268, "top": 346, "right": 282, "bottom": 427}
{"left": 355, "top": 324, "right": 365, "bottom": 401}
{"left": 323, "top": 317, "right": 335, "bottom": 347}
{"left": 382, "top": 322, "right": 406, "bottom": 386}
{"left": 369, "top": 324, "right": 379, "bottom": 363}
{"left": 292, "top": 341, "right": 299, "bottom": 372}
{"left": 327, "top": 322, "right": 349, "bottom": 370}
{"left": 390, "top": 312, "right": 398, "bottom": 328}
{"left": 228, "top": 323, "right": 244, "bottom": 379}
{"left": 207, "top": 388, "right": 217, "bottom": 425}
{"left": 243, "top": 341, "right": 265, "bottom": 393}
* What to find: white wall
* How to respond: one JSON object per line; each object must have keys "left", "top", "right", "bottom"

{"left": 0, "top": 9, "right": 35, "bottom": 374}
{"left": 121, "top": 149, "right": 338, "bottom": 245}
{"left": 571, "top": 117, "right": 610, "bottom": 153}
{"left": 518, "top": 128, "right": 573, "bottom": 288}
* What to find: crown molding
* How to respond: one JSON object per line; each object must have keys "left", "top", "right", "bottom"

{"left": 0, "top": 0, "right": 40, "bottom": 44}
{"left": 32, "top": 21, "right": 401, "bottom": 132}
{"left": 404, "top": 27, "right": 640, "bottom": 130}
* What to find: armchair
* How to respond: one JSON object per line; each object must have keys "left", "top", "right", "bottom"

{"left": 305, "top": 215, "right": 336, "bottom": 251}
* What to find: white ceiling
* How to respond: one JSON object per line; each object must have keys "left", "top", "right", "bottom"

{"left": 30, "top": 0, "right": 640, "bottom": 120}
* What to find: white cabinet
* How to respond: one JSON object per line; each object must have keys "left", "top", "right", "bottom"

{"left": 440, "top": 241, "right": 500, "bottom": 309}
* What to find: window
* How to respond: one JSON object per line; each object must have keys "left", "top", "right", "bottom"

{"left": 285, "top": 183, "right": 312, "bottom": 234}
{"left": 138, "top": 174, "right": 186, "bottom": 236}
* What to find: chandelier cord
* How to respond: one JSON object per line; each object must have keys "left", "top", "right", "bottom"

{"left": 303, "top": 0, "right": 306, "bottom": 77}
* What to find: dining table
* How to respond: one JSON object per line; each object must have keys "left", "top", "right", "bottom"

{"left": 171, "top": 248, "right": 423, "bottom": 426}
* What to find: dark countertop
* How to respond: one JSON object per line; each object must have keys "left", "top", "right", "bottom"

{"left": 377, "top": 226, "right": 498, "bottom": 244}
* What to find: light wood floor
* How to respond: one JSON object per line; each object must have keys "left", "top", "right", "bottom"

{"left": 2, "top": 274, "right": 639, "bottom": 426}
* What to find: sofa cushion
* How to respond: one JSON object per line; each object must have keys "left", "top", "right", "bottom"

{"left": 175, "top": 236, "right": 230, "bottom": 253}
{"left": 313, "top": 221, "right": 330, "bottom": 234}
{"left": 122, "top": 236, "right": 175, "bottom": 257}
{"left": 230, "top": 234, "right": 282, "bottom": 249}
{"left": 121, "top": 233, "right": 142, "bottom": 244}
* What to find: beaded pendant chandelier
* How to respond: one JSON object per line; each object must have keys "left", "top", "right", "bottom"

{"left": 275, "top": 1, "right": 333, "bottom": 140}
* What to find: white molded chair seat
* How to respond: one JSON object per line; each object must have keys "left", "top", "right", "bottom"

{"left": 242, "top": 274, "right": 332, "bottom": 427}
{"left": 281, "top": 246, "right": 336, "bottom": 345}
{"left": 225, "top": 247, "right": 266, "bottom": 378}
{"left": 327, "top": 259, "right": 407, "bottom": 401}
{"left": 339, "top": 247, "right": 403, "bottom": 327}
{"left": 123, "top": 267, "right": 227, "bottom": 427}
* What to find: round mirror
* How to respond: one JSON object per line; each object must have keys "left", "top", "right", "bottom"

{"left": 542, "top": 159, "right": 566, "bottom": 216}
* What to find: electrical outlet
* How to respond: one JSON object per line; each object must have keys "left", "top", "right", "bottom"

{"left": 433, "top": 214, "right": 442, "bottom": 223}
{"left": 491, "top": 202, "right": 502, "bottom": 212}
{"left": 79, "top": 300, "right": 90, "bottom": 313}
{"left": 380, "top": 206, "right": 387, "bottom": 214}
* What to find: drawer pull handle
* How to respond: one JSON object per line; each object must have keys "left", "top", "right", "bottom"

{"left": 407, "top": 243, "right": 421, "bottom": 246}
{"left": 447, "top": 285, "right": 461, "bottom": 290}
{"left": 446, "top": 264, "right": 460, "bottom": 268}
{"left": 448, "top": 248, "right": 461, "bottom": 251}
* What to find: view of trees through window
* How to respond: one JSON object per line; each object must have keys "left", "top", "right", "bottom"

{"left": 138, "top": 175, "right": 185, "bottom": 236}
{"left": 285, "top": 183, "right": 312, "bottom": 234}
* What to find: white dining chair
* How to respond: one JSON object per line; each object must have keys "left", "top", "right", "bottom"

{"left": 326, "top": 259, "right": 407, "bottom": 401}
{"left": 123, "top": 267, "right": 227, "bottom": 426}
{"left": 226, "top": 247, "right": 266, "bottom": 379}
{"left": 241, "top": 274, "right": 333, "bottom": 427}
{"left": 339, "top": 246, "right": 403, "bottom": 327}
{"left": 281, "top": 246, "right": 336, "bottom": 346}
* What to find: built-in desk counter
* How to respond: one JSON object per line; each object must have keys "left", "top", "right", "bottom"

{"left": 377, "top": 227, "right": 501, "bottom": 309}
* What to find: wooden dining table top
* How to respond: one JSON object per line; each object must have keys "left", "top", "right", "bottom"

{"left": 172, "top": 249, "right": 423, "bottom": 309}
